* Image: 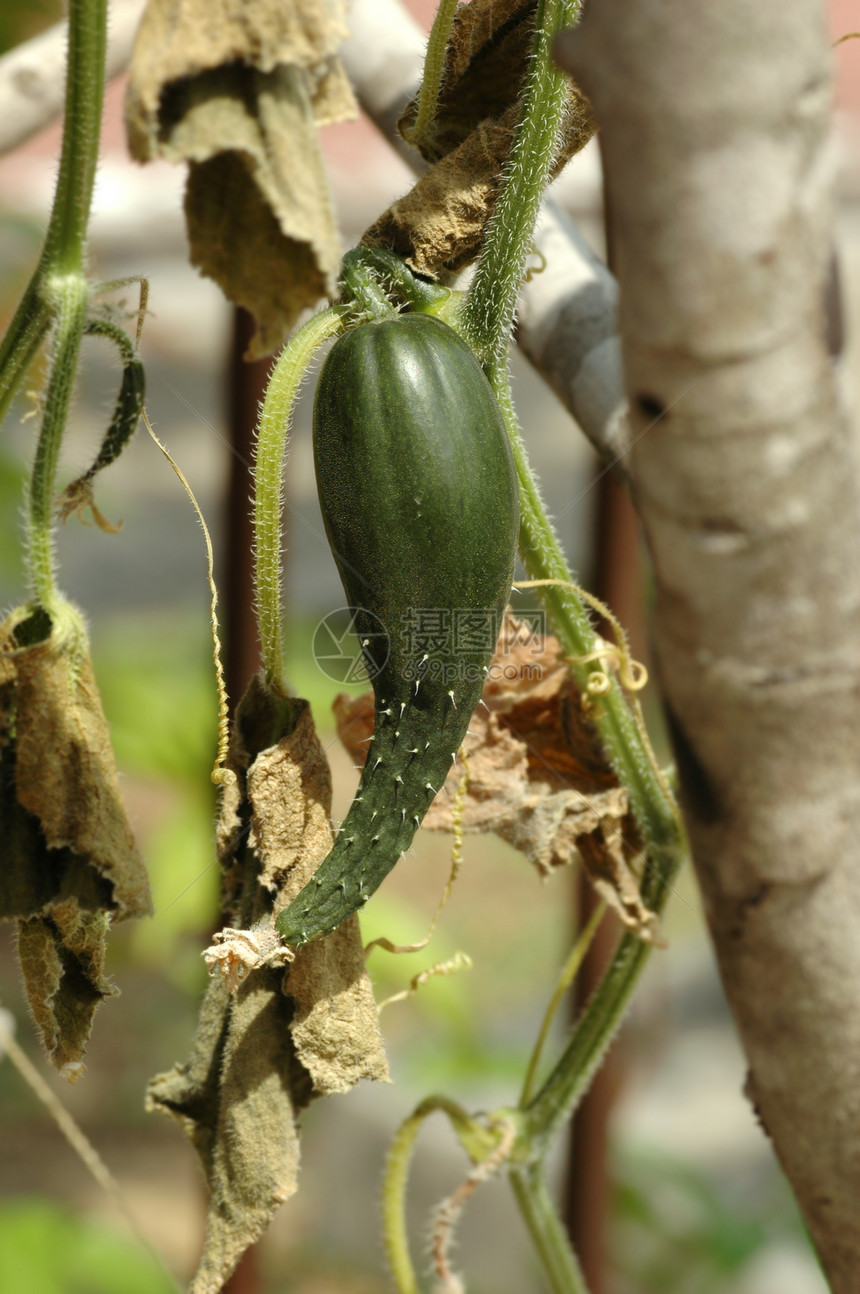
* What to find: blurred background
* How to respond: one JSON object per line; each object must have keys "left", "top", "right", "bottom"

{"left": 0, "top": 2, "right": 858, "bottom": 1292}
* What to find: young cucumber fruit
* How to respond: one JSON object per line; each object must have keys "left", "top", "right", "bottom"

{"left": 276, "top": 312, "right": 519, "bottom": 947}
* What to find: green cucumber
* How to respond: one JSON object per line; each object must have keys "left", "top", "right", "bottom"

{"left": 276, "top": 312, "right": 518, "bottom": 947}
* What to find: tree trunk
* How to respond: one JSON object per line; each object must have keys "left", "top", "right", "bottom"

{"left": 558, "top": 3, "right": 860, "bottom": 1289}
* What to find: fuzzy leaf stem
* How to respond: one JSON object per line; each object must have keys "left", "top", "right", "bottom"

{"left": 0, "top": 0, "right": 106, "bottom": 429}
{"left": 402, "top": 0, "right": 459, "bottom": 150}
{"left": 509, "top": 1165, "right": 589, "bottom": 1294}
{"left": 382, "top": 1095, "right": 504, "bottom": 1294}
{"left": 18, "top": 0, "right": 108, "bottom": 609}
{"left": 27, "top": 276, "right": 88, "bottom": 610}
{"left": 253, "top": 305, "right": 348, "bottom": 685}
{"left": 462, "top": 0, "right": 582, "bottom": 376}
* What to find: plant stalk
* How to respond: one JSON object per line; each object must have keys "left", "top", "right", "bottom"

{"left": 0, "top": 286, "right": 51, "bottom": 428}
{"left": 44, "top": 0, "right": 108, "bottom": 274}
{"left": 27, "top": 277, "right": 88, "bottom": 609}
{"left": 495, "top": 378, "right": 684, "bottom": 858}
{"left": 457, "top": 0, "right": 681, "bottom": 852}
{"left": 0, "top": 0, "right": 107, "bottom": 429}
{"left": 253, "top": 306, "right": 346, "bottom": 684}
{"left": 382, "top": 1095, "right": 494, "bottom": 1294}
{"left": 523, "top": 912, "right": 666, "bottom": 1159}
{"left": 403, "top": 0, "right": 459, "bottom": 149}
{"left": 509, "top": 1166, "right": 589, "bottom": 1294}
{"left": 519, "top": 900, "right": 606, "bottom": 1107}
{"left": 463, "top": 0, "right": 582, "bottom": 376}
{"left": 21, "top": 0, "right": 109, "bottom": 608}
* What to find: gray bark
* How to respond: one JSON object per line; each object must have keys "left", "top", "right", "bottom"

{"left": 559, "top": 4, "right": 860, "bottom": 1289}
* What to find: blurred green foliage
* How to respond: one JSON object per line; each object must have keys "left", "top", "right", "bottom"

{"left": 90, "top": 613, "right": 221, "bottom": 985}
{"left": 0, "top": 448, "right": 26, "bottom": 591}
{"left": 611, "top": 1147, "right": 817, "bottom": 1293}
{"left": 0, "top": 1198, "right": 175, "bottom": 1294}
{"left": 93, "top": 614, "right": 217, "bottom": 782}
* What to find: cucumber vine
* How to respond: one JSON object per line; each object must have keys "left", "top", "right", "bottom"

{"left": 0, "top": 3, "right": 691, "bottom": 1292}
{"left": 252, "top": 0, "right": 689, "bottom": 1290}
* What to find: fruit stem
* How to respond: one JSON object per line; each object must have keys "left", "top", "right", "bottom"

{"left": 253, "top": 305, "right": 348, "bottom": 685}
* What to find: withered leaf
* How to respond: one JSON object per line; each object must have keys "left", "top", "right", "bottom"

{"left": 149, "top": 675, "right": 387, "bottom": 1294}
{"left": 125, "top": 0, "right": 355, "bottom": 357}
{"left": 147, "top": 966, "right": 307, "bottom": 1294}
{"left": 399, "top": 0, "right": 542, "bottom": 163}
{"left": 0, "top": 602, "right": 152, "bottom": 1073}
{"left": 365, "top": 104, "right": 523, "bottom": 278}
{"left": 363, "top": 0, "right": 595, "bottom": 275}
{"left": 335, "top": 615, "right": 662, "bottom": 942}
{"left": 125, "top": 0, "right": 353, "bottom": 89}
{"left": 16, "top": 910, "right": 114, "bottom": 1081}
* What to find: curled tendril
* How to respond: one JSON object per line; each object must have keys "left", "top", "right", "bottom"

{"left": 523, "top": 244, "right": 548, "bottom": 283}
{"left": 513, "top": 577, "right": 649, "bottom": 695}
{"left": 431, "top": 1115, "right": 518, "bottom": 1290}
{"left": 566, "top": 643, "right": 649, "bottom": 698}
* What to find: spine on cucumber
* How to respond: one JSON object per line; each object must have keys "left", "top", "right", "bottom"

{"left": 276, "top": 312, "right": 518, "bottom": 948}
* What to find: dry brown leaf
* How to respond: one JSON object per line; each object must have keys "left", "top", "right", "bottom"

{"left": 0, "top": 602, "right": 151, "bottom": 1071}
{"left": 15, "top": 911, "right": 115, "bottom": 1081}
{"left": 149, "top": 675, "right": 387, "bottom": 1294}
{"left": 125, "top": 0, "right": 355, "bottom": 357}
{"left": 483, "top": 613, "right": 621, "bottom": 788}
{"left": 400, "top": 0, "right": 542, "bottom": 163}
{"left": 229, "top": 679, "right": 389, "bottom": 1095}
{"left": 125, "top": 0, "right": 352, "bottom": 95}
{"left": 147, "top": 966, "right": 307, "bottom": 1294}
{"left": 334, "top": 615, "right": 661, "bottom": 942}
{"left": 363, "top": 0, "right": 594, "bottom": 275}
{"left": 365, "top": 89, "right": 593, "bottom": 277}
{"left": 365, "top": 104, "right": 522, "bottom": 277}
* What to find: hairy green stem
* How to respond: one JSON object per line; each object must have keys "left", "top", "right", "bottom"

{"left": 27, "top": 277, "right": 88, "bottom": 609}
{"left": 0, "top": 0, "right": 107, "bottom": 429}
{"left": 459, "top": 0, "right": 681, "bottom": 854}
{"left": 3, "top": 0, "right": 109, "bottom": 609}
{"left": 383, "top": 1107, "right": 423, "bottom": 1294}
{"left": 524, "top": 924, "right": 656, "bottom": 1160}
{"left": 509, "top": 1166, "right": 589, "bottom": 1294}
{"left": 253, "top": 306, "right": 347, "bottom": 684}
{"left": 520, "top": 900, "right": 606, "bottom": 1107}
{"left": 0, "top": 285, "right": 52, "bottom": 427}
{"left": 463, "top": 0, "right": 582, "bottom": 375}
{"left": 403, "top": 0, "right": 459, "bottom": 148}
{"left": 496, "top": 371, "right": 684, "bottom": 1157}
{"left": 44, "top": 0, "right": 107, "bottom": 273}
{"left": 519, "top": 778, "right": 683, "bottom": 1156}
{"left": 458, "top": 0, "right": 680, "bottom": 839}
{"left": 494, "top": 379, "right": 682, "bottom": 854}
